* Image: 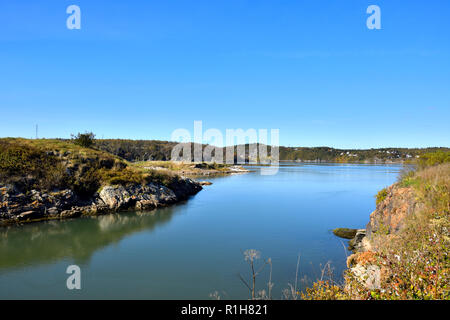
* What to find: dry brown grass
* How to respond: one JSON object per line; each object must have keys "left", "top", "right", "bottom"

{"left": 305, "top": 161, "right": 450, "bottom": 300}
{"left": 0, "top": 138, "right": 180, "bottom": 196}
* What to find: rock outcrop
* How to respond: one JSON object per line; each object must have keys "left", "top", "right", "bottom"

{"left": 98, "top": 183, "right": 178, "bottom": 210}
{"left": 168, "top": 177, "right": 203, "bottom": 200}
{"left": 344, "top": 183, "right": 422, "bottom": 291}
{"left": 348, "top": 229, "right": 367, "bottom": 252}
{"left": 366, "top": 185, "right": 424, "bottom": 238}
{"left": 0, "top": 177, "right": 202, "bottom": 226}
{"left": 333, "top": 228, "right": 359, "bottom": 239}
{"left": 339, "top": 184, "right": 422, "bottom": 255}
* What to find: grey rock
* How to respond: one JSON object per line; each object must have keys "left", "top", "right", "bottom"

{"left": 350, "top": 264, "right": 381, "bottom": 290}
{"left": 135, "top": 200, "right": 156, "bottom": 210}
{"left": 17, "top": 210, "right": 40, "bottom": 221}
{"left": 169, "top": 177, "right": 202, "bottom": 200}
{"left": 333, "top": 228, "right": 358, "bottom": 239}
{"left": 60, "top": 208, "right": 82, "bottom": 218}
{"left": 47, "top": 207, "right": 59, "bottom": 216}
{"left": 99, "top": 186, "right": 132, "bottom": 209}
{"left": 348, "top": 229, "right": 367, "bottom": 252}
{"left": 1, "top": 176, "right": 202, "bottom": 224}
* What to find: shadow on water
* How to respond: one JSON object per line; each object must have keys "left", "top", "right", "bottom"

{"left": 0, "top": 205, "right": 182, "bottom": 271}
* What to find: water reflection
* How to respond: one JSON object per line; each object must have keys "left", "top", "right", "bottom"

{"left": 0, "top": 164, "right": 402, "bottom": 299}
{"left": 0, "top": 206, "right": 179, "bottom": 271}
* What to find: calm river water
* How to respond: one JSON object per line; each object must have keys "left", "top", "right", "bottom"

{"left": 0, "top": 163, "right": 402, "bottom": 299}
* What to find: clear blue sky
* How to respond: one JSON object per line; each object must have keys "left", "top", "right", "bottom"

{"left": 0, "top": 0, "right": 449, "bottom": 148}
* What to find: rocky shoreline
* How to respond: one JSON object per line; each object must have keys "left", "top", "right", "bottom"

{"left": 333, "top": 183, "right": 425, "bottom": 291}
{"left": 142, "top": 164, "right": 250, "bottom": 176}
{"left": 0, "top": 177, "right": 202, "bottom": 227}
{"left": 333, "top": 228, "right": 368, "bottom": 252}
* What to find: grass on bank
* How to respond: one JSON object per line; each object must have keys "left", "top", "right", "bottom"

{"left": 302, "top": 151, "right": 450, "bottom": 300}
{"left": 0, "top": 138, "right": 180, "bottom": 197}
{"left": 134, "top": 160, "right": 230, "bottom": 171}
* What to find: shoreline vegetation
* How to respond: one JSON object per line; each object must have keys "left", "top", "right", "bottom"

{"left": 94, "top": 139, "right": 449, "bottom": 164}
{"left": 227, "top": 150, "right": 449, "bottom": 300}
{"left": 1, "top": 136, "right": 449, "bottom": 300}
{"left": 134, "top": 160, "right": 249, "bottom": 176}
{"left": 0, "top": 137, "right": 247, "bottom": 227}
{"left": 307, "top": 151, "right": 449, "bottom": 300}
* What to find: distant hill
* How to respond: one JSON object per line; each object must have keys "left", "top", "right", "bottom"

{"left": 95, "top": 139, "right": 179, "bottom": 161}
{"left": 278, "top": 146, "right": 450, "bottom": 163}
{"left": 95, "top": 139, "right": 450, "bottom": 163}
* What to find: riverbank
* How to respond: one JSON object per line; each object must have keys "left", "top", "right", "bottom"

{"left": 94, "top": 139, "right": 450, "bottom": 164}
{"left": 307, "top": 152, "right": 449, "bottom": 300}
{"left": 0, "top": 178, "right": 202, "bottom": 227}
{"left": 1, "top": 161, "right": 400, "bottom": 299}
{"left": 134, "top": 160, "right": 249, "bottom": 176}
{"left": 0, "top": 138, "right": 204, "bottom": 226}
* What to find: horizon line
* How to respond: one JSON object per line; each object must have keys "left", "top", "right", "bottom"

{"left": 1, "top": 136, "right": 449, "bottom": 151}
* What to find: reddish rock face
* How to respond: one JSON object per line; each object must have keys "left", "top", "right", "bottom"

{"left": 366, "top": 185, "right": 424, "bottom": 237}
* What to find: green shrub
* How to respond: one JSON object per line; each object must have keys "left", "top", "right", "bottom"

{"left": 0, "top": 138, "right": 182, "bottom": 198}
{"left": 301, "top": 281, "right": 348, "bottom": 300}
{"left": 146, "top": 169, "right": 178, "bottom": 187}
{"left": 343, "top": 162, "right": 450, "bottom": 300}
{"left": 398, "top": 172, "right": 420, "bottom": 188}
{"left": 38, "top": 161, "right": 68, "bottom": 191}
{"left": 70, "top": 167, "right": 100, "bottom": 197}
{"left": 0, "top": 141, "right": 67, "bottom": 191}
{"left": 99, "top": 168, "right": 145, "bottom": 186}
{"left": 375, "top": 188, "right": 388, "bottom": 205}
{"left": 418, "top": 151, "right": 450, "bottom": 168}
{"left": 71, "top": 132, "right": 96, "bottom": 148}
{"left": 0, "top": 142, "right": 44, "bottom": 174}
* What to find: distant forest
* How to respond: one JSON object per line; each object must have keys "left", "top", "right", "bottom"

{"left": 95, "top": 139, "right": 178, "bottom": 161}
{"left": 95, "top": 139, "right": 449, "bottom": 163}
